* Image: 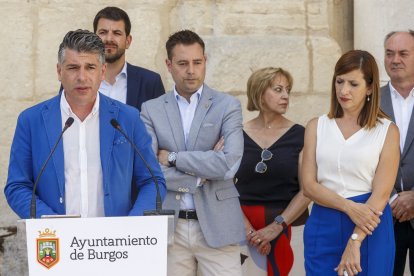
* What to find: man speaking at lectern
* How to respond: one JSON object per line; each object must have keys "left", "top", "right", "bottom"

{"left": 4, "top": 29, "right": 166, "bottom": 219}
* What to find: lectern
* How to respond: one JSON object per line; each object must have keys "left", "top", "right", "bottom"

{"left": 14, "top": 215, "right": 174, "bottom": 276}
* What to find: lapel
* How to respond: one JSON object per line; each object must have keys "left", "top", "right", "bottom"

{"left": 41, "top": 95, "right": 64, "bottom": 197}
{"left": 164, "top": 92, "right": 186, "bottom": 151}
{"left": 187, "top": 85, "right": 213, "bottom": 151}
{"left": 126, "top": 63, "right": 137, "bottom": 107}
{"left": 99, "top": 94, "right": 119, "bottom": 192}
{"left": 382, "top": 84, "right": 414, "bottom": 159}
{"left": 403, "top": 105, "right": 414, "bottom": 158}
{"left": 381, "top": 85, "right": 396, "bottom": 122}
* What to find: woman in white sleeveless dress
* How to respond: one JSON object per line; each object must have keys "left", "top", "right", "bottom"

{"left": 302, "top": 50, "right": 400, "bottom": 276}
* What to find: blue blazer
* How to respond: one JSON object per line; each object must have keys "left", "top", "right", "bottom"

{"left": 5, "top": 93, "right": 166, "bottom": 219}
{"left": 126, "top": 63, "right": 165, "bottom": 111}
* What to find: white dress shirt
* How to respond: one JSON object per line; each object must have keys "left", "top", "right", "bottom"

{"left": 60, "top": 92, "right": 104, "bottom": 217}
{"left": 389, "top": 82, "right": 414, "bottom": 151}
{"left": 316, "top": 115, "right": 392, "bottom": 198}
{"left": 389, "top": 82, "right": 414, "bottom": 191}
{"left": 174, "top": 85, "right": 203, "bottom": 210}
{"left": 99, "top": 62, "right": 128, "bottom": 104}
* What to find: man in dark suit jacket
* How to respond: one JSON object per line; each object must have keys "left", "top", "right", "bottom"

{"left": 381, "top": 30, "right": 414, "bottom": 276}
{"left": 93, "top": 6, "right": 164, "bottom": 111}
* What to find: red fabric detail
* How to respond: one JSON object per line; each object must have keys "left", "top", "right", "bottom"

{"left": 273, "top": 229, "right": 293, "bottom": 276}
{"left": 241, "top": 205, "right": 266, "bottom": 229}
{"left": 241, "top": 204, "right": 293, "bottom": 276}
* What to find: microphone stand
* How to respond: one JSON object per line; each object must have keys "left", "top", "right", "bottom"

{"left": 110, "top": 119, "right": 174, "bottom": 216}
{"left": 30, "top": 117, "right": 74, "bottom": 219}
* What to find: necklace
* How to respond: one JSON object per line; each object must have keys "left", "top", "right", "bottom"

{"left": 265, "top": 125, "right": 272, "bottom": 129}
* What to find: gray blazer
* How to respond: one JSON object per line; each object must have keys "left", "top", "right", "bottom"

{"left": 140, "top": 84, "right": 245, "bottom": 248}
{"left": 380, "top": 84, "right": 414, "bottom": 228}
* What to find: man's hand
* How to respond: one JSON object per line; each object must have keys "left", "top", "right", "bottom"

{"left": 157, "top": 149, "right": 169, "bottom": 166}
{"left": 391, "top": 191, "right": 414, "bottom": 222}
{"left": 213, "top": 136, "right": 224, "bottom": 152}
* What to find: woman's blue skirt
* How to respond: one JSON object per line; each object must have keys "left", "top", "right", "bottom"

{"left": 304, "top": 193, "right": 394, "bottom": 275}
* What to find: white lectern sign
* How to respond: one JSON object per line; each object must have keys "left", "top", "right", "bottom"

{"left": 25, "top": 216, "right": 168, "bottom": 275}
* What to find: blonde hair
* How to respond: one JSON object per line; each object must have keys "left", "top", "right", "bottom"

{"left": 246, "top": 67, "right": 293, "bottom": 111}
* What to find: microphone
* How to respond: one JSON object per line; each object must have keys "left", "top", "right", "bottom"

{"left": 110, "top": 119, "right": 174, "bottom": 216}
{"left": 30, "top": 117, "right": 74, "bottom": 219}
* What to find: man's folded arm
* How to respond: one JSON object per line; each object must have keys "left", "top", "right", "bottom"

{"left": 175, "top": 99, "right": 243, "bottom": 181}
{"left": 160, "top": 165, "right": 199, "bottom": 193}
{"left": 140, "top": 103, "right": 197, "bottom": 193}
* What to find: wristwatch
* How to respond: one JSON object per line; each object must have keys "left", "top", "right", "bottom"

{"left": 167, "top": 152, "right": 177, "bottom": 167}
{"left": 351, "top": 233, "right": 361, "bottom": 242}
{"left": 274, "top": 215, "right": 288, "bottom": 230}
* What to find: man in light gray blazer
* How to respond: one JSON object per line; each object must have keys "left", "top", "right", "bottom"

{"left": 381, "top": 30, "right": 414, "bottom": 276}
{"left": 141, "top": 30, "right": 244, "bottom": 275}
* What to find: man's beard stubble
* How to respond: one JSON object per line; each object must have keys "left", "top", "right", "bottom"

{"left": 105, "top": 47, "right": 125, "bottom": 64}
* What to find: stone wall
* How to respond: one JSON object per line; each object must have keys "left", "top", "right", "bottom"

{"left": 0, "top": 0, "right": 351, "bottom": 273}
{"left": 354, "top": 0, "right": 414, "bottom": 85}
{"left": 0, "top": 0, "right": 350, "bottom": 226}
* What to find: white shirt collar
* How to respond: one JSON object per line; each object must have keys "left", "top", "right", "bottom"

{"left": 119, "top": 61, "right": 128, "bottom": 79}
{"left": 60, "top": 90, "right": 100, "bottom": 118}
{"left": 173, "top": 85, "right": 203, "bottom": 103}
{"left": 389, "top": 82, "right": 414, "bottom": 98}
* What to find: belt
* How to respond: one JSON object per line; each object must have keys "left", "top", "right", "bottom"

{"left": 178, "top": 210, "right": 198, "bottom": 220}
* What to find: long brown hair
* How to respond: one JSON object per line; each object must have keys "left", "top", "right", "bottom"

{"left": 328, "top": 50, "right": 388, "bottom": 129}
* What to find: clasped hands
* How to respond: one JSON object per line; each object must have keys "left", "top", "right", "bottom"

{"left": 391, "top": 191, "right": 414, "bottom": 222}
{"left": 245, "top": 223, "right": 283, "bottom": 256}
{"left": 345, "top": 201, "right": 382, "bottom": 235}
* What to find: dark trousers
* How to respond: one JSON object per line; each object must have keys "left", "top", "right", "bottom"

{"left": 393, "top": 221, "right": 414, "bottom": 276}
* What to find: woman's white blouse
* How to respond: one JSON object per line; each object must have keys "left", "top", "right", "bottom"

{"left": 316, "top": 114, "right": 392, "bottom": 198}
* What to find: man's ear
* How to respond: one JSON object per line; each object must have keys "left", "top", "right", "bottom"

{"left": 166, "top": 59, "right": 172, "bottom": 72}
{"left": 57, "top": 63, "right": 62, "bottom": 81}
{"left": 126, "top": 35, "right": 132, "bottom": 49}
{"left": 101, "top": 63, "right": 107, "bottom": 81}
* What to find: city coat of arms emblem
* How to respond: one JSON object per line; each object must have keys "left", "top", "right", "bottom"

{"left": 36, "top": 228, "right": 59, "bottom": 269}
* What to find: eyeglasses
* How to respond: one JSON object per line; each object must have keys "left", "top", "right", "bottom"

{"left": 255, "top": 149, "right": 273, "bottom": 173}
